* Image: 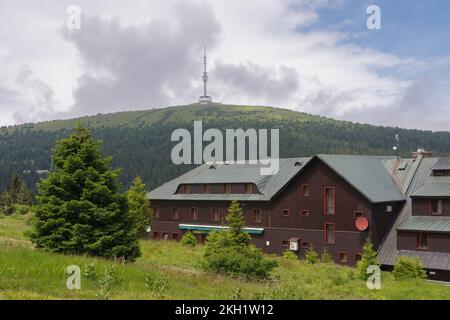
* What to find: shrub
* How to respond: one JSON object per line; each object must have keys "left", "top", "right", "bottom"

{"left": 83, "top": 263, "right": 98, "bottom": 280}
{"left": 305, "top": 246, "right": 320, "bottom": 264}
{"left": 11, "top": 204, "right": 31, "bottom": 216}
{"left": 282, "top": 250, "right": 298, "bottom": 260}
{"left": 145, "top": 272, "right": 169, "bottom": 298}
{"left": 181, "top": 231, "right": 197, "bottom": 247}
{"left": 203, "top": 230, "right": 277, "bottom": 279}
{"left": 202, "top": 201, "right": 277, "bottom": 279}
{"left": 392, "top": 256, "right": 427, "bottom": 280}
{"left": 331, "top": 273, "right": 345, "bottom": 286}
{"left": 320, "top": 247, "right": 333, "bottom": 264}
{"left": 357, "top": 239, "right": 380, "bottom": 280}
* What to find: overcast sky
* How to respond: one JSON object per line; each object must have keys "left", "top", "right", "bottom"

{"left": 1, "top": 0, "right": 449, "bottom": 130}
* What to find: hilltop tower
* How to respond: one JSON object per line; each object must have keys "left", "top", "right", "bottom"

{"left": 198, "top": 47, "right": 213, "bottom": 104}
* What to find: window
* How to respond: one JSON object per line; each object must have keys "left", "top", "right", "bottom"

{"left": 245, "top": 183, "right": 252, "bottom": 194}
{"left": 252, "top": 208, "right": 262, "bottom": 223}
{"left": 281, "top": 240, "right": 289, "bottom": 247}
{"left": 211, "top": 208, "right": 220, "bottom": 222}
{"left": 386, "top": 205, "right": 393, "bottom": 213}
{"left": 224, "top": 184, "right": 231, "bottom": 194}
{"left": 204, "top": 184, "right": 211, "bottom": 194}
{"left": 190, "top": 207, "right": 198, "bottom": 220}
{"left": 302, "top": 184, "right": 310, "bottom": 197}
{"left": 282, "top": 209, "right": 290, "bottom": 216}
{"left": 417, "top": 233, "right": 428, "bottom": 250}
{"left": 339, "top": 252, "right": 348, "bottom": 263}
{"left": 171, "top": 207, "right": 179, "bottom": 220}
{"left": 185, "top": 185, "right": 191, "bottom": 194}
{"left": 301, "top": 241, "right": 310, "bottom": 248}
{"left": 354, "top": 211, "right": 362, "bottom": 219}
{"left": 300, "top": 209, "right": 310, "bottom": 217}
{"left": 324, "top": 187, "right": 335, "bottom": 214}
{"left": 355, "top": 253, "right": 362, "bottom": 262}
{"left": 163, "top": 232, "right": 169, "bottom": 241}
{"left": 431, "top": 199, "right": 442, "bottom": 215}
{"left": 153, "top": 206, "right": 160, "bottom": 219}
{"left": 325, "top": 223, "right": 335, "bottom": 244}
{"left": 153, "top": 232, "right": 160, "bottom": 240}
{"left": 179, "top": 185, "right": 186, "bottom": 193}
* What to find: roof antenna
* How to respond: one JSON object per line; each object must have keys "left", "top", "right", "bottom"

{"left": 393, "top": 131, "right": 400, "bottom": 161}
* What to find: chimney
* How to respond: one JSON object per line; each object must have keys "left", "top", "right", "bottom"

{"left": 412, "top": 148, "right": 432, "bottom": 158}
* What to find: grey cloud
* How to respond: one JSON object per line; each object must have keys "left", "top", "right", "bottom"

{"left": 213, "top": 61, "right": 300, "bottom": 105}
{"left": 12, "top": 66, "right": 59, "bottom": 124}
{"left": 63, "top": 1, "right": 221, "bottom": 117}
{"left": 335, "top": 75, "right": 450, "bottom": 131}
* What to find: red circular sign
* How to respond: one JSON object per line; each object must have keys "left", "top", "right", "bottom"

{"left": 355, "top": 217, "right": 369, "bottom": 231}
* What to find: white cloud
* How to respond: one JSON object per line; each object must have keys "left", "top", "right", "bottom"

{"left": 0, "top": 0, "right": 447, "bottom": 130}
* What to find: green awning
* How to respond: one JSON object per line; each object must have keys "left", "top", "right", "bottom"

{"left": 178, "top": 224, "right": 264, "bottom": 235}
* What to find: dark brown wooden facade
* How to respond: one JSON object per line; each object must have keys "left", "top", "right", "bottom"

{"left": 151, "top": 159, "right": 403, "bottom": 266}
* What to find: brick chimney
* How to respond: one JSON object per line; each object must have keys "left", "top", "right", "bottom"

{"left": 412, "top": 148, "right": 432, "bottom": 158}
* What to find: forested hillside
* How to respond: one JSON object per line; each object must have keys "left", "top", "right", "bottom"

{"left": 1, "top": 104, "right": 450, "bottom": 193}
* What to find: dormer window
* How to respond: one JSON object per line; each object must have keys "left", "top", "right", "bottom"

{"left": 245, "top": 183, "right": 252, "bottom": 194}
{"left": 179, "top": 185, "right": 186, "bottom": 193}
{"left": 204, "top": 184, "right": 211, "bottom": 194}
{"left": 185, "top": 185, "right": 191, "bottom": 194}
{"left": 224, "top": 184, "right": 231, "bottom": 194}
{"left": 431, "top": 199, "right": 442, "bottom": 215}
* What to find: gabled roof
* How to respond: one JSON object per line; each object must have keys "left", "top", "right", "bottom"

{"left": 315, "top": 154, "right": 406, "bottom": 203}
{"left": 397, "top": 216, "right": 450, "bottom": 233}
{"left": 149, "top": 157, "right": 311, "bottom": 201}
{"left": 432, "top": 157, "right": 450, "bottom": 171}
{"left": 378, "top": 156, "right": 450, "bottom": 268}
{"left": 149, "top": 154, "right": 406, "bottom": 203}
{"left": 412, "top": 183, "right": 450, "bottom": 197}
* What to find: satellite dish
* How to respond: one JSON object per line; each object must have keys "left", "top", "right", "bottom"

{"left": 355, "top": 217, "right": 369, "bottom": 231}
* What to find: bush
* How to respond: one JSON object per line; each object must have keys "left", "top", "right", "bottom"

{"left": 392, "top": 256, "right": 427, "bottom": 281}
{"left": 357, "top": 239, "right": 380, "bottom": 280}
{"left": 282, "top": 250, "right": 298, "bottom": 260}
{"left": 145, "top": 272, "right": 169, "bottom": 298}
{"left": 320, "top": 248, "right": 333, "bottom": 264}
{"left": 203, "top": 230, "right": 277, "bottom": 279}
{"left": 11, "top": 204, "right": 32, "bottom": 216}
{"left": 305, "top": 246, "right": 320, "bottom": 264}
{"left": 181, "top": 231, "right": 197, "bottom": 247}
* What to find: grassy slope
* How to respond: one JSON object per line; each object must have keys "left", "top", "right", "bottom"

{"left": 0, "top": 215, "right": 449, "bottom": 300}
{"left": 0, "top": 104, "right": 339, "bottom": 133}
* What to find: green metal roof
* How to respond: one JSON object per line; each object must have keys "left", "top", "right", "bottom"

{"left": 316, "top": 154, "right": 406, "bottom": 203}
{"left": 411, "top": 183, "right": 450, "bottom": 198}
{"left": 397, "top": 216, "right": 450, "bottom": 233}
{"left": 149, "top": 157, "right": 311, "bottom": 201}
{"left": 149, "top": 155, "right": 407, "bottom": 203}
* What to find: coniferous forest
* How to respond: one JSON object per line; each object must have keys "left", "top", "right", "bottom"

{"left": 1, "top": 104, "right": 450, "bottom": 194}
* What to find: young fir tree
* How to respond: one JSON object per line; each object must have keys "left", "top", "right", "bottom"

{"left": 225, "top": 200, "right": 251, "bottom": 247}
{"left": 126, "top": 176, "right": 152, "bottom": 237}
{"left": 357, "top": 238, "right": 380, "bottom": 279}
{"left": 0, "top": 173, "right": 32, "bottom": 215}
{"left": 6, "top": 173, "right": 32, "bottom": 205}
{"left": 31, "top": 125, "right": 141, "bottom": 261}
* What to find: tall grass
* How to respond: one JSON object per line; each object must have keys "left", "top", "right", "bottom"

{"left": 0, "top": 216, "right": 449, "bottom": 300}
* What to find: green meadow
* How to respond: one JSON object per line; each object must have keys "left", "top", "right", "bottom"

{"left": 0, "top": 214, "right": 449, "bottom": 300}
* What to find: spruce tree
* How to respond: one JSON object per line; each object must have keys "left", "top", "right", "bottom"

{"left": 31, "top": 125, "right": 141, "bottom": 261}
{"left": 357, "top": 238, "right": 380, "bottom": 279}
{"left": 126, "top": 176, "right": 152, "bottom": 237}
{"left": 225, "top": 200, "right": 251, "bottom": 247}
